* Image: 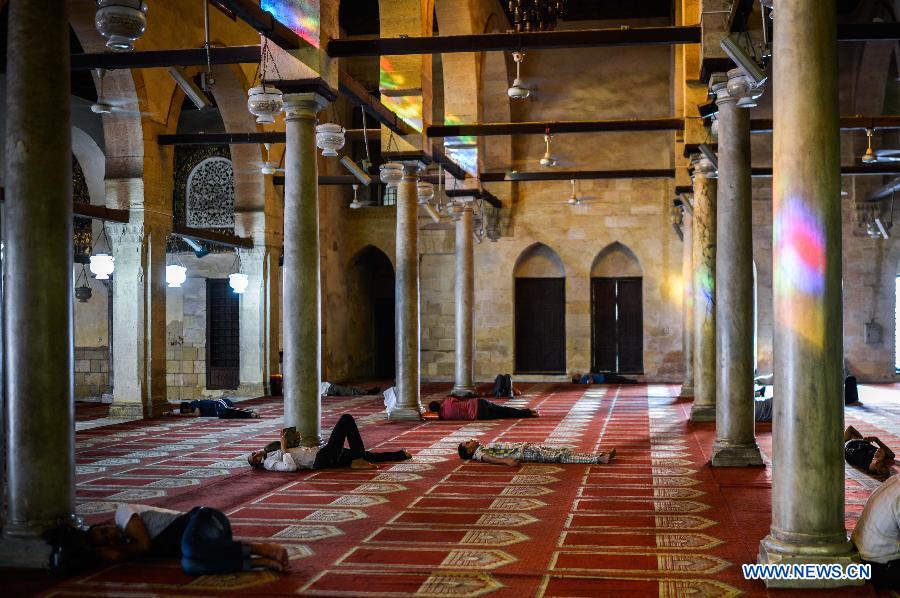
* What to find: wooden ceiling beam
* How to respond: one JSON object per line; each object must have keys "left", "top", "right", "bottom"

{"left": 327, "top": 26, "right": 702, "bottom": 57}
{"left": 428, "top": 118, "right": 685, "bottom": 138}
{"left": 208, "top": 0, "right": 303, "bottom": 50}
{"left": 157, "top": 129, "right": 381, "bottom": 146}
{"left": 71, "top": 46, "right": 261, "bottom": 71}
{"left": 481, "top": 169, "right": 676, "bottom": 182}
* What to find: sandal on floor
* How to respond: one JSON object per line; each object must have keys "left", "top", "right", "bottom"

{"left": 597, "top": 448, "right": 616, "bottom": 464}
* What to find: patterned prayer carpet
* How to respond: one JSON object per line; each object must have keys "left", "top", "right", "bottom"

{"left": 4, "top": 384, "right": 900, "bottom": 597}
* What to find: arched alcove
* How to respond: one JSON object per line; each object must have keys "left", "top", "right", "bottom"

{"left": 514, "top": 243, "right": 566, "bottom": 373}
{"left": 347, "top": 246, "right": 396, "bottom": 378}
{"left": 590, "top": 242, "right": 643, "bottom": 374}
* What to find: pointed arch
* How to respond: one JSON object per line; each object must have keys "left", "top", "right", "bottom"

{"left": 514, "top": 242, "right": 566, "bottom": 278}
{"left": 347, "top": 245, "right": 396, "bottom": 378}
{"left": 591, "top": 242, "right": 643, "bottom": 278}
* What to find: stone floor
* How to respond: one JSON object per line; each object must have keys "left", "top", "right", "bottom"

{"left": 3, "top": 383, "right": 899, "bottom": 597}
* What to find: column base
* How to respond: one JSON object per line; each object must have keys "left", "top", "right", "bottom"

{"left": 388, "top": 407, "right": 423, "bottom": 421}
{"left": 711, "top": 441, "right": 765, "bottom": 467}
{"left": 758, "top": 533, "right": 863, "bottom": 588}
{"left": 678, "top": 384, "right": 694, "bottom": 398}
{"left": 108, "top": 401, "right": 169, "bottom": 419}
{"left": 450, "top": 385, "right": 476, "bottom": 398}
{"left": 689, "top": 403, "right": 716, "bottom": 422}
{"left": 0, "top": 533, "right": 54, "bottom": 569}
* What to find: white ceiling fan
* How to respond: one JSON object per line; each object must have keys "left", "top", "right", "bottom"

{"left": 507, "top": 51, "right": 531, "bottom": 100}
{"left": 237, "top": 143, "right": 284, "bottom": 175}
{"left": 565, "top": 179, "right": 597, "bottom": 206}
{"left": 86, "top": 69, "right": 151, "bottom": 116}
{"left": 862, "top": 129, "right": 900, "bottom": 163}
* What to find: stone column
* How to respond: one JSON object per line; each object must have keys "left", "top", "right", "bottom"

{"left": 451, "top": 204, "right": 475, "bottom": 397}
{"left": 283, "top": 93, "right": 328, "bottom": 445}
{"left": 679, "top": 205, "right": 695, "bottom": 398}
{"left": 237, "top": 246, "right": 279, "bottom": 397}
{"left": 758, "top": 0, "right": 860, "bottom": 586}
{"left": 1, "top": 0, "right": 74, "bottom": 561}
{"left": 109, "top": 216, "right": 170, "bottom": 418}
{"left": 690, "top": 155, "right": 717, "bottom": 422}
{"left": 711, "top": 72, "right": 763, "bottom": 467}
{"left": 389, "top": 163, "right": 423, "bottom": 420}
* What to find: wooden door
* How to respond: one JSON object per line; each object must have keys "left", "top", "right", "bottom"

{"left": 591, "top": 277, "right": 643, "bottom": 374}
{"left": 206, "top": 279, "right": 240, "bottom": 390}
{"left": 515, "top": 277, "right": 566, "bottom": 373}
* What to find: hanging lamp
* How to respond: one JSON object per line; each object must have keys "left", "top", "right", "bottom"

{"left": 247, "top": 36, "right": 283, "bottom": 124}
{"left": 95, "top": 0, "right": 148, "bottom": 52}
{"left": 74, "top": 265, "right": 93, "bottom": 303}
{"left": 228, "top": 249, "right": 249, "bottom": 294}
{"left": 165, "top": 235, "right": 188, "bottom": 288}
{"left": 89, "top": 222, "right": 115, "bottom": 280}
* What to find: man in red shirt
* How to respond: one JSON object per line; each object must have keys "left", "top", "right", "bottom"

{"left": 428, "top": 396, "right": 538, "bottom": 420}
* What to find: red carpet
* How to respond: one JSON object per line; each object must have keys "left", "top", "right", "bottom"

{"left": 4, "top": 384, "right": 899, "bottom": 597}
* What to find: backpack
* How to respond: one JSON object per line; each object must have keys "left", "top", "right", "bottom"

{"left": 492, "top": 374, "right": 514, "bottom": 398}
{"left": 844, "top": 376, "right": 859, "bottom": 405}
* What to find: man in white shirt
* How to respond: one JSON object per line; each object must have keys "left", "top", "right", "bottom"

{"left": 851, "top": 474, "right": 900, "bottom": 588}
{"left": 248, "top": 413, "right": 411, "bottom": 471}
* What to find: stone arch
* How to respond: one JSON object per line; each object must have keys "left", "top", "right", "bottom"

{"left": 514, "top": 242, "right": 566, "bottom": 278}
{"left": 346, "top": 245, "right": 397, "bottom": 378}
{"left": 72, "top": 126, "right": 106, "bottom": 206}
{"left": 591, "top": 242, "right": 643, "bottom": 278}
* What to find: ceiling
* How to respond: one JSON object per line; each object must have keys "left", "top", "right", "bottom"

{"left": 502, "top": 0, "right": 673, "bottom": 26}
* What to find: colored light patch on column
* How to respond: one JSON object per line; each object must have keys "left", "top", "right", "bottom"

{"left": 380, "top": 57, "right": 407, "bottom": 91}
{"left": 382, "top": 95, "right": 423, "bottom": 132}
{"left": 261, "top": 0, "right": 320, "bottom": 48}
{"left": 445, "top": 146, "right": 478, "bottom": 175}
{"left": 774, "top": 196, "right": 826, "bottom": 347}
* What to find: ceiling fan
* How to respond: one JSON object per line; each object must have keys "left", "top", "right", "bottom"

{"left": 85, "top": 69, "right": 150, "bottom": 116}
{"left": 565, "top": 179, "right": 597, "bottom": 206}
{"left": 238, "top": 143, "right": 284, "bottom": 175}
{"left": 862, "top": 128, "right": 900, "bottom": 163}
{"left": 507, "top": 51, "right": 530, "bottom": 100}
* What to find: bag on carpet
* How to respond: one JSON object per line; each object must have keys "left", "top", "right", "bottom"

{"left": 491, "top": 374, "right": 514, "bottom": 398}
{"left": 844, "top": 375, "right": 859, "bottom": 405}
{"left": 383, "top": 386, "right": 398, "bottom": 412}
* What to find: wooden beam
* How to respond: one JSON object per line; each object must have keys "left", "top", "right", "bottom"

{"left": 750, "top": 116, "right": 900, "bottom": 133}
{"left": 430, "top": 144, "right": 467, "bottom": 180}
{"left": 751, "top": 164, "right": 900, "bottom": 177}
{"left": 338, "top": 69, "right": 416, "bottom": 137}
{"left": 157, "top": 129, "right": 381, "bottom": 146}
{"left": 72, "top": 204, "right": 130, "bottom": 223}
{"left": 445, "top": 188, "right": 502, "bottom": 209}
{"left": 71, "top": 46, "right": 261, "bottom": 71}
{"left": 837, "top": 22, "right": 900, "bottom": 41}
{"left": 208, "top": 0, "right": 303, "bottom": 50}
{"left": 173, "top": 224, "right": 253, "bottom": 249}
{"left": 728, "top": 0, "right": 756, "bottom": 32}
{"left": 327, "top": 26, "right": 702, "bottom": 57}
{"left": 427, "top": 118, "right": 684, "bottom": 138}
{"left": 481, "top": 169, "right": 675, "bottom": 182}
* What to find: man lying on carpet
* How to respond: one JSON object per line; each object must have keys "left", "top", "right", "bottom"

{"left": 248, "top": 413, "right": 412, "bottom": 472}
{"left": 571, "top": 372, "right": 638, "bottom": 385}
{"left": 170, "top": 398, "right": 259, "bottom": 419}
{"left": 457, "top": 440, "right": 616, "bottom": 466}
{"left": 845, "top": 425, "right": 896, "bottom": 478}
{"left": 427, "top": 397, "right": 539, "bottom": 421}
{"left": 87, "top": 504, "right": 288, "bottom": 575}
{"left": 320, "top": 381, "right": 381, "bottom": 396}
{"left": 851, "top": 473, "right": 900, "bottom": 589}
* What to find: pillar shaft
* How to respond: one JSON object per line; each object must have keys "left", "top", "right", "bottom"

{"left": 283, "top": 93, "right": 326, "bottom": 445}
{"left": 238, "top": 247, "right": 280, "bottom": 396}
{"left": 451, "top": 206, "right": 475, "bottom": 396}
{"left": 758, "top": 0, "right": 859, "bottom": 586}
{"left": 109, "top": 218, "right": 169, "bottom": 418}
{"left": 679, "top": 210, "right": 695, "bottom": 398}
{"left": 3, "top": 0, "right": 74, "bottom": 546}
{"left": 690, "top": 172, "right": 717, "bottom": 422}
{"left": 711, "top": 79, "right": 763, "bottom": 467}
{"left": 390, "top": 165, "right": 422, "bottom": 420}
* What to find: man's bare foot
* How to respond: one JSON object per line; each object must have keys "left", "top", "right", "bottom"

{"left": 529, "top": 409, "right": 540, "bottom": 417}
{"left": 597, "top": 448, "right": 616, "bottom": 464}
{"left": 402, "top": 450, "right": 413, "bottom": 460}
{"left": 252, "top": 556, "right": 284, "bottom": 572}
{"left": 350, "top": 458, "right": 378, "bottom": 470}
{"left": 251, "top": 412, "right": 260, "bottom": 418}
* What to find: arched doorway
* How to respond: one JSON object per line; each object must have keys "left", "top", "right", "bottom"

{"left": 591, "top": 243, "right": 643, "bottom": 374}
{"left": 348, "top": 246, "right": 396, "bottom": 378}
{"left": 514, "top": 243, "right": 566, "bottom": 373}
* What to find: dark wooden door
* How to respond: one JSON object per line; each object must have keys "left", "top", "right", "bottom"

{"left": 206, "top": 279, "right": 240, "bottom": 390}
{"left": 591, "top": 277, "right": 643, "bottom": 374}
{"left": 515, "top": 277, "right": 566, "bottom": 373}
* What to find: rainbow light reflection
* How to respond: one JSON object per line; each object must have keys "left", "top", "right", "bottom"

{"left": 380, "top": 57, "right": 407, "bottom": 90}
{"left": 382, "top": 95, "right": 423, "bottom": 132}
{"left": 773, "top": 195, "right": 826, "bottom": 347}
{"left": 443, "top": 114, "right": 478, "bottom": 175}
{"left": 261, "top": 0, "right": 320, "bottom": 48}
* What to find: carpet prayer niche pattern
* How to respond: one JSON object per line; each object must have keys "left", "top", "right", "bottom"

{"left": 5, "top": 384, "right": 900, "bottom": 597}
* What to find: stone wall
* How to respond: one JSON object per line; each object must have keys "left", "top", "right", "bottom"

{"left": 74, "top": 346, "right": 109, "bottom": 399}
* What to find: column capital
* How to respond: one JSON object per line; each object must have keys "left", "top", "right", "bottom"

{"left": 690, "top": 152, "right": 718, "bottom": 180}
{"left": 710, "top": 71, "right": 735, "bottom": 105}
{"left": 283, "top": 92, "right": 330, "bottom": 120}
{"left": 723, "top": 67, "right": 766, "bottom": 109}
{"left": 400, "top": 160, "right": 426, "bottom": 177}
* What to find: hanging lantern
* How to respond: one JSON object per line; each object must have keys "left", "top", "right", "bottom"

{"left": 379, "top": 162, "right": 404, "bottom": 188}
{"left": 95, "top": 0, "right": 148, "bottom": 52}
{"left": 315, "top": 124, "right": 346, "bottom": 157}
{"left": 89, "top": 253, "right": 115, "bottom": 280}
{"left": 229, "top": 273, "right": 249, "bottom": 294}
{"left": 247, "top": 85, "right": 284, "bottom": 124}
{"left": 74, "top": 265, "right": 93, "bottom": 303}
{"left": 416, "top": 181, "right": 434, "bottom": 204}
{"left": 166, "top": 265, "right": 187, "bottom": 288}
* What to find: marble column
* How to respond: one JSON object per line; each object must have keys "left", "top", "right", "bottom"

{"left": 283, "top": 93, "right": 328, "bottom": 445}
{"left": 451, "top": 204, "right": 475, "bottom": 397}
{"left": 109, "top": 216, "right": 170, "bottom": 418}
{"left": 389, "top": 163, "right": 423, "bottom": 420}
{"left": 690, "top": 158, "right": 717, "bottom": 422}
{"left": 237, "top": 246, "right": 280, "bottom": 397}
{"left": 758, "top": 0, "right": 860, "bottom": 586}
{"left": 1, "top": 0, "right": 74, "bottom": 563}
{"left": 711, "top": 72, "right": 763, "bottom": 467}
{"left": 679, "top": 205, "right": 695, "bottom": 398}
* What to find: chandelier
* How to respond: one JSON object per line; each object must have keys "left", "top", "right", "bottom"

{"left": 508, "top": 0, "right": 566, "bottom": 32}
